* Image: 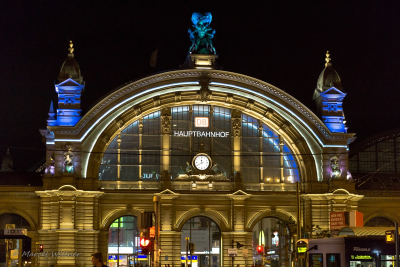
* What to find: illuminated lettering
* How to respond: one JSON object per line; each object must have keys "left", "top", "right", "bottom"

{"left": 172, "top": 131, "right": 231, "bottom": 137}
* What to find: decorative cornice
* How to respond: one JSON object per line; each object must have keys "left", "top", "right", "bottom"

{"left": 0, "top": 193, "right": 39, "bottom": 199}
{"left": 359, "top": 197, "right": 400, "bottom": 202}
{"left": 48, "top": 70, "right": 350, "bottom": 140}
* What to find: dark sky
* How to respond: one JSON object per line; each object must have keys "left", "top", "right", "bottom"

{"left": 1, "top": 1, "right": 400, "bottom": 171}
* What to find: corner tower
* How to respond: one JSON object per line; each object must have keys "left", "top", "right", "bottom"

{"left": 52, "top": 41, "right": 85, "bottom": 126}
{"left": 313, "top": 51, "right": 347, "bottom": 133}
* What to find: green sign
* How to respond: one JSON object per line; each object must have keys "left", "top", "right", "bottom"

{"left": 351, "top": 255, "right": 373, "bottom": 260}
{"left": 297, "top": 247, "right": 307, "bottom": 253}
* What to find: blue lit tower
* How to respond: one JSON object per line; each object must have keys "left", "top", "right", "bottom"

{"left": 313, "top": 51, "right": 347, "bottom": 133}
{"left": 53, "top": 41, "right": 85, "bottom": 126}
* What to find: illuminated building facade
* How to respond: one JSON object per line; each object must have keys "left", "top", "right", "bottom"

{"left": 0, "top": 40, "right": 399, "bottom": 267}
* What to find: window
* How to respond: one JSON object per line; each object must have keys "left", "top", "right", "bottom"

{"left": 326, "top": 253, "right": 340, "bottom": 267}
{"left": 99, "top": 106, "right": 300, "bottom": 184}
{"left": 310, "top": 254, "right": 323, "bottom": 267}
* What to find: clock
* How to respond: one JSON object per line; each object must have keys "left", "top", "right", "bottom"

{"left": 192, "top": 153, "right": 211, "bottom": 171}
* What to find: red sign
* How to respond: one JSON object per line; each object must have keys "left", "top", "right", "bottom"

{"left": 330, "top": 212, "right": 347, "bottom": 230}
{"left": 149, "top": 226, "right": 155, "bottom": 238}
{"left": 195, "top": 117, "right": 209, "bottom": 127}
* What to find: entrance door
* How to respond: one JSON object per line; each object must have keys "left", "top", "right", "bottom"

{"left": 181, "top": 217, "right": 221, "bottom": 267}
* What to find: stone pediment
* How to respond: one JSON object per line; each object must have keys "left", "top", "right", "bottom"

{"left": 57, "top": 78, "right": 82, "bottom": 87}
{"left": 157, "top": 189, "right": 180, "bottom": 199}
{"left": 320, "top": 87, "right": 346, "bottom": 96}
{"left": 227, "top": 190, "right": 251, "bottom": 200}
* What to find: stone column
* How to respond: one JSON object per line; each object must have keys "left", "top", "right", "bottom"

{"left": 227, "top": 192, "right": 252, "bottom": 267}
{"left": 36, "top": 187, "right": 103, "bottom": 267}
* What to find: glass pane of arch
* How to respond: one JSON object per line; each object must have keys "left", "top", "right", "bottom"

{"left": 108, "top": 216, "right": 140, "bottom": 267}
{"left": 252, "top": 217, "right": 292, "bottom": 267}
{"left": 99, "top": 111, "right": 161, "bottom": 181}
{"left": 181, "top": 216, "right": 221, "bottom": 267}
{"left": 364, "top": 216, "right": 395, "bottom": 227}
{"left": 99, "top": 106, "right": 300, "bottom": 183}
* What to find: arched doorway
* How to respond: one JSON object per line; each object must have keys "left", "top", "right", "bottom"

{"left": 0, "top": 213, "right": 32, "bottom": 267}
{"left": 108, "top": 216, "right": 140, "bottom": 267}
{"left": 181, "top": 216, "right": 221, "bottom": 267}
{"left": 252, "top": 217, "right": 293, "bottom": 267}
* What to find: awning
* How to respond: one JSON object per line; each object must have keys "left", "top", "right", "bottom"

{"left": 338, "top": 226, "right": 395, "bottom": 236}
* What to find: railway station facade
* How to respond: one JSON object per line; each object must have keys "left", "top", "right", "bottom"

{"left": 1, "top": 43, "right": 400, "bottom": 267}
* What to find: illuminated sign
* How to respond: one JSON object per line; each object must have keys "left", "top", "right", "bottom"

{"left": 297, "top": 247, "right": 307, "bottom": 253}
{"left": 195, "top": 117, "right": 209, "bottom": 127}
{"left": 4, "top": 229, "right": 27, "bottom": 235}
{"left": 142, "top": 173, "right": 159, "bottom": 179}
{"left": 181, "top": 256, "right": 198, "bottom": 262}
{"left": 173, "top": 131, "right": 230, "bottom": 137}
{"left": 353, "top": 247, "right": 370, "bottom": 252}
{"left": 351, "top": 255, "right": 373, "bottom": 260}
{"left": 386, "top": 230, "right": 395, "bottom": 244}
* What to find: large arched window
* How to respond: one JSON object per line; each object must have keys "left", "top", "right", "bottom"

{"left": 99, "top": 105, "right": 300, "bottom": 183}
{"left": 181, "top": 216, "right": 221, "bottom": 267}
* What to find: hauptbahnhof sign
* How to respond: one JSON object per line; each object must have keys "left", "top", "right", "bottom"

{"left": 174, "top": 117, "right": 230, "bottom": 137}
{"left": 173, "top": 131, "right": 230, "bottom": 137}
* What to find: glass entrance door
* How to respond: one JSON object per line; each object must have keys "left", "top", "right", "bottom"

{"left": 181, "top": 217, "right": 221, "bottom": 267}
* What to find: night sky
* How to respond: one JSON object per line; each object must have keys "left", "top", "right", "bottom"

{"left": 1, "top": 1, "right": 400, "bottom": 171}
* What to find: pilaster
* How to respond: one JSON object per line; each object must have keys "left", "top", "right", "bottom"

{"left": 160, "top": 231, "right": 182, "bottom": 267}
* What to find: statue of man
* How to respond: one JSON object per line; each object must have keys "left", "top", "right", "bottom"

{"left": 330, "top": 156, "right": 341, "bottom": 178}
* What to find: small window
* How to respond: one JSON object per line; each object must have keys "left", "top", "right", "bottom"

{"left": 327, "top": 253, "right": 340, "bottom": 267}
{"left": 310, "top": 253, "right": 323, "bottom": 267}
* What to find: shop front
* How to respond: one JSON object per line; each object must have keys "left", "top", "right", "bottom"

{"left": 344, "top": 237, "right": 397, "bottom": 267}
{"left": 308, "top": 236, "right": 398, "bottom": 267}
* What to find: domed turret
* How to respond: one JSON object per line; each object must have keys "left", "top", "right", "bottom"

{"left": 313, "top": 51, "right": 348, "bottom": 133}
{"left": 316, "top": 51, "right": 343, "bottom": 92}
{"left": 58, "top": 41, "right": 83, "bottom": 83}
{"left": 1, "top": 148, "right": 14, "bottom": 172}
{"left": 52, "top": 41, "right": 85, "bottom": 127}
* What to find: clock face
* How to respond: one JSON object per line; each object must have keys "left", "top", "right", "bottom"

{"left": 194, "top": 155, "right": 210, "bottom": 170}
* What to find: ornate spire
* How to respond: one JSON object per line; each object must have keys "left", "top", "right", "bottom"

{"left": 68, "top": 40, "right": 74, "bottom": 56}
{"left": 48, "top": 101, "right": 55, "bottom": 118}
{"left": 47, "top": 100, "right": 56, "bottom": 126}
{"left": 325, "top": 50, "right": 331, "bottom": 67}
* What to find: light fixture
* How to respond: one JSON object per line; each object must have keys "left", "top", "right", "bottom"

{"left": 208, "top": 181, "right": 213, "bottom": 188}
{"left": 192, "top": 182, "right": 197, "bottom": 189}
{"left": 267, "top": 177, "right": 271, "bottom": 182}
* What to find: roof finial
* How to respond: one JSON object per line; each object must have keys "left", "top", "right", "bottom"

{"left": 325, "top": 50, "right": 331, "bottom": 67}
{"left": 68, "top": 40, "right": 74, "bottom": 55}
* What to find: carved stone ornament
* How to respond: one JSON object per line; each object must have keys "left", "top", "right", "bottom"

{"left": 198, "top": 77, "right": 212, "bottom": 102}
{"left": 63, "top": 145, "right": 74, "bottom": 174}
{"left": 153, "top": 97, "right": 161, "bottom": 107}
{"left": 246, "top": 100, "right": 254, "bottom": 110}
{"left": 175, "top": 92, "right": 182, "bottom": 102}
{"left": 133, "top": 106, "right": 141, "bottom": 117}
{"left": 232, "top": 117, "right": 242, "bottom": 137}
{"left": 115, "top": 118, "right": 124, "bottom": 129}
{"left": 161, "top": 115, "right": 171, "bottom": 134}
